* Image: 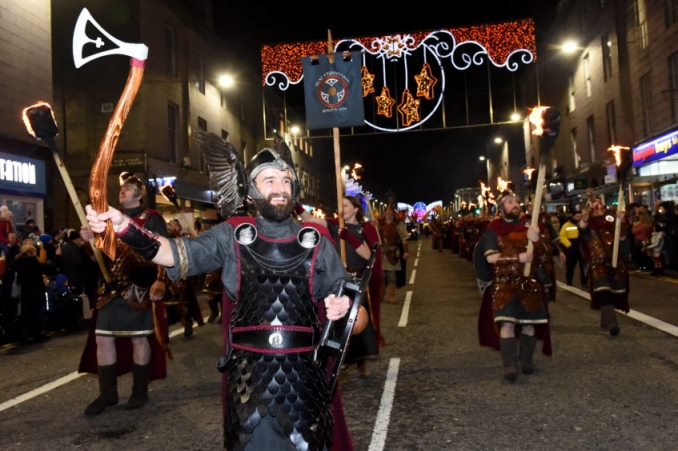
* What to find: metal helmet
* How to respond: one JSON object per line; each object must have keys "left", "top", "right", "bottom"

{"left": 496, "top": 190, "right": 517, "bottom": 209}
{"left": 119, "top": 171, "right": 146, "bottom": 197}
{"left": 245, "top": 148, "right": 300, "bottom": 200}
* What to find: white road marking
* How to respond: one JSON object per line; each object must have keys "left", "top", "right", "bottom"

{"left": 408, "top": 269, "right": 416, "bottom": 285}
{"left": 368, "top": 357, "right": 400, "bottom": 451}
{"left": 556, "top": 281, "right": 678, "bottom": 337}
{"left": 413, "top": 258, "right": 419, "bottom": 267}
{"left": 0, "top": 317, "right": 208, "bottom": 412}
{"left": 398, "top": 291, "right": 413, "bottom": 327}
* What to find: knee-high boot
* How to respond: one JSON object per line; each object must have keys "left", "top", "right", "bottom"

{"left": 499, "top": 337, "right": 518, "bottom": 381}
{"left": 600, "top": 304, "right": 619, "bottom": 336}
{"left": 125, "top": 363, "right": 151, "bottom": 410}
{"left": 84, "top": 364, "right": 119, "bottom": 416}
{"left": 519, "top": 335, "right": 537, "bottom": 375}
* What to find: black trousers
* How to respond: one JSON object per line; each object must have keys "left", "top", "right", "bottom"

{"left": 565, "top": 242, "right": 586, "bottom": 285}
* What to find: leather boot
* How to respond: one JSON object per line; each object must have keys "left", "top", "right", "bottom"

{"left": 499, "top": 337, "right": 518, "bottom": 381}
{"left": 207, "top": 298, "right": 219, "bottom": 323}
{"left": 519, "top": 335, "right": 537, "bottom": 375}
{"left": 600, "top": 305, "right": 619, "bottom": 336}
{"left": 386, "top": 285, "right": 397, "bottom": 304}
{"left": 84, "top": 364, "right": 119, "bottom": 416}
{"left": 125, "top": 363, "right": 151, "bottom": 410}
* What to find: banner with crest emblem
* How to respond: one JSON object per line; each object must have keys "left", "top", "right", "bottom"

{"left": 301, "top": 51, "right": 364, "bottom": 130}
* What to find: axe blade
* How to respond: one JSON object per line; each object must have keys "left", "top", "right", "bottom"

{"left": 72, "top": 7, "right": 148, "bottom": 68}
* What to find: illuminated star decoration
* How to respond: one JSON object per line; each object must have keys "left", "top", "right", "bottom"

{"left": 414, "top": 63, "right": 437, "bottom": 100}
{"left": 361, "top": 66, "right": 375, "bottom": 97}
{"left": 376, "top": 87, "right": 396, "bottom": 117}
{"left": 397, "top": 89, "right": 420, "bottom": 127}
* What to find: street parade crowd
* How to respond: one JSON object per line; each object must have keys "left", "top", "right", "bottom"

{"left": 3, "top": 145, "right": 677, "bottom": 449}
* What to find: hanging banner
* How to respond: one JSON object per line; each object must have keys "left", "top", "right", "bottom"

{"left": 302, "top": 51, "right": 364, "bottom": 130}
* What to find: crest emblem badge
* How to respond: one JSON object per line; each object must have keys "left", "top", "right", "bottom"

{"left": 234, "top": 223, "right": 257, "bottom": 245}
{"left": 298, "top": 227, "right": 320, "bottom": 249}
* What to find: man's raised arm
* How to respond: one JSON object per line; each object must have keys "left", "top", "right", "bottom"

{"left": 84, "top": 205, "right": 176, "bottom": 267}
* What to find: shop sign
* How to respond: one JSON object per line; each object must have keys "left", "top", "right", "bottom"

{"left": 0, "top": 151, "right": 46, "bottom": 195}
{"left": 632, "top": 128, "right": 678, "bottom": 168}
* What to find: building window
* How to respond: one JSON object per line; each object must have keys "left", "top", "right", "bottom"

{"left": 666, "top": 0, "right": 678, "bottom": 27}
{"left": 602, "top": 34, "right": 613, "bottom": 81}
{"left": 221, "top": 130, "right": 229, "bottom": 141}
{"left": 193, "top": 50, "right": 205, "bottom": 94}
{"left": 164, "top": 25, "right": 176, "bottom": 76}
{"left": 584, "top": 54, "right": 592, "bottom": 97}
{"left": 568, "top": 74, "right": 576, "bottom": 113}
{"left": 606, "top": 100, "right": 617, "bottom": 146}
{"left": 168, "top": 102, "right": 179, "bottom": 165}
{"left": 220, "top": 91, "right": 228, "bottom": 109}
{"left": 587, "top": 116, "right": 596, "bottom": 163}
{"left": 640, "top": 72, "right": 653, "bottom": 136}
{"left": 669, "top": 53, "right": 678, "bottom": 123}
{"left": 197, "top": 117, "right": 207, "bottom": 172}
{"left": 636, "top": 0, "right": 649, "bottom": 49}
{"left": 571, "top": 127, "right": 580, "bottom": 169}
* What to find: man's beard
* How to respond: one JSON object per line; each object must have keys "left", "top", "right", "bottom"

{"left": 253, "top": 193, "right": 295, "bottom": 222}
{"left": 502, "top": 206, "right": 521, "bottom": 221}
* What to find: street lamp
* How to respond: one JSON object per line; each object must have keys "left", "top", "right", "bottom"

{"left": 218, "top": 74, "right": 235, "bottom": 88}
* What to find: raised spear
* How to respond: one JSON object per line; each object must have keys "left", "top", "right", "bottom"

{"left": 22, "top": 102, "right": 111, "bottom": 283}
{"left": 523, "top": 106, "right": 561, "bottom": 277}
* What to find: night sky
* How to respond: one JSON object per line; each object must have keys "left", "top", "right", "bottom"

{"left": 214, "top": 0, "right": 559, "bottom": 205}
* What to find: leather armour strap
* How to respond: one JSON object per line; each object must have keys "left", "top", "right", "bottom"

{"left": 116, "top": 219, "right": 161, "bottom": 260}
{"left": 231, "top": 326, "right": 315, "bottom": 354}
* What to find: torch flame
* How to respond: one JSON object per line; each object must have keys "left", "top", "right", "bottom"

{"left": 350, "top": 163, "right": 362, "bottom": 181}
{"left": 497, "top": 177, "right": 509, "bottom": 192}
{"left": 22, "top": 101, "right": 56, "bottom": 139}
{"left": 528, "top": 106, "right": 549, "bottom": 136}
{"left": 607, "top": 145, "right": 629, "bottom": 167}
{"left": 523, "top": 167, "right": 536, "bottom": 178}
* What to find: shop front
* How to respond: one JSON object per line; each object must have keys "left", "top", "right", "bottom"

{"left": 0, "top": 149, "right": 48, "bottom": 234}
{"left": 631, "top": 127, "right": 678, "bottom": 210}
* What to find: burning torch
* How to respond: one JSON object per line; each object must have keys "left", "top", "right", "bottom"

{"left": 159, "top": 183, "right": 197, "bottom": 237}
{"left": 523, "top": 106, "right": 561, "bottom": 277}
{"left": 607, "top": 145, "right": 633, "bottom": 268}
{"left": 22, "top": 102, "right": 111, "bottom": 283}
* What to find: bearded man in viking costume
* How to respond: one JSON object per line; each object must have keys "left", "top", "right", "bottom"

{"left": 579, "top": 193, "right": 630, "bottom": 336}
{"left": 79, "top": 172, "right": 169, "bottom": 416}
{"left": 477, "top": 190, "right": 552, "bottom": 381}
{"left": 85, "top": 144, "right": 356, "bottom": 450}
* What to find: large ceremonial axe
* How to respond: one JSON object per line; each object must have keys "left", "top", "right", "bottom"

{"left": 22, "top": 102, "right": 111, "bottom": 283}
{"left": 523, "top": 106, "right": 561, "bottom": 277}
{"left": 73, "top": 7, "right": 149, "bottom": 261}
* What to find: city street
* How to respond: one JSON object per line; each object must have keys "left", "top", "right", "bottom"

{"left": 2, "top": 236, "right": 678, "bottom": 450}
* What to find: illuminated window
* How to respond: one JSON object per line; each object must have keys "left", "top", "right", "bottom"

{"left": 193, "top": 50, "right": 205, "bottom": 94}
{"left": 640, "top": 73, "right": 652, "bottom": 136}
{"left": 602, "top": 34, "right": 613, "bottom": 81}
{"left": 198, "top": 117, "right": 207, "bottom": 172}
{"left": 571, "top": 127, "right": 580, "bottom": 169}
{"left": 587, "top": 115, "right": 596, "bottom": 163}
{"left": 669, "top": 53, "right": 678, "bottom": 123}
{"left": 584, "top": 54, "right": 592, "bottom": 97}
{"left": 606, "top": 100, "right": 617, "bottom": 146}
{"left": 568, "top": 75, "right": 576, "bottom": 113}
{"left": 164, "top": 25, "right": 176, "bottom": 76}
{"left": 168, "top": 102, "right": 179, "bottom": 165}
{"left": 636, "top": 0, "right": 648, "bottom": 49}
{"left": 667, "top": 0, "right": 678, "bottom": 27}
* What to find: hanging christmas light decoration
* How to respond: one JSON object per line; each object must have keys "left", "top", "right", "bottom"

{"left": 414, "top": 62, "right": 437, "bottom": 100}
{"left": 263, "top": 19, "right": 536, "bottom": 131}
{"left": 361, "top": 66, "right": 375, "bottom": 97}
{"left": 376, "top": 86, "right": 396, "bottom": 117}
